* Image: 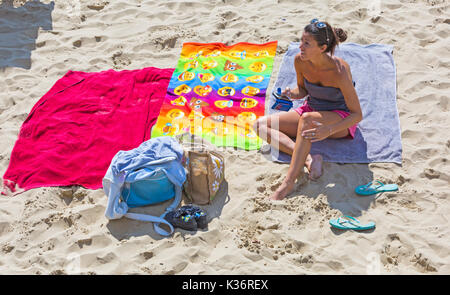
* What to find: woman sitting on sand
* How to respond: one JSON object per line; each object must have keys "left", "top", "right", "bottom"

{"left": 254, "top": 19, "right": 363, "bottom": 201}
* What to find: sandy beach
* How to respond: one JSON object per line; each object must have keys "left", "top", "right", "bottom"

{"left": 0, "top": 0, "right": 449, "bottom": 274}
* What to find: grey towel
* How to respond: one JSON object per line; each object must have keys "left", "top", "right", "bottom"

{"left": 268, "top": 42, "right": 402, "bottom": 164}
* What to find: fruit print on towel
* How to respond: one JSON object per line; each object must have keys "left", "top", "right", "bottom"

{"left": 152, "top": 41, "right": 277, "bottom": 150}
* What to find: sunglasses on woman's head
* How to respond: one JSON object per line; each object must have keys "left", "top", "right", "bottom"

{"left": 310, "top": 18, "right": 326, "bottom": 28}
{"left": 310, "top": 18, "right": 329, "bottom": 45}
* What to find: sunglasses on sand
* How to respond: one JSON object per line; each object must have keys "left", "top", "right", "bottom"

{"left": 310, "top": 18, "right": 329, "bottom": 45}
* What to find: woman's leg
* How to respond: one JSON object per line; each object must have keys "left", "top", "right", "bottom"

{"left": 253, "top": 111, "right": 325, "bottom": 179}
{"left": 253, "top": 110, "right": 300, "bottom": 155}
{"left": 270, "top": 111, "right": 349, "bottom": 200}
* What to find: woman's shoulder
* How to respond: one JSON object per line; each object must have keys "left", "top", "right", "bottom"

{"left": 333, "top": 57, "right": 350, "bottom": 73}
{"left": 294, "top": 54, "right": 311, "bottom": 76}
{"left": 332, "top": 56, "right": 352, "bottom": 80}
{"left": 294, "top": 53, "right": 305, "bottom": 67}
{"left": 331, "top": 56, "right": 354, "bottom": 85}
{"left": 294, "top": 53, "right": 307, "bottom": 75}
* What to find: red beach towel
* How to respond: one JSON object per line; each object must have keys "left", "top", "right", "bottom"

{"left": 2, "top": 67, "right": 174, "bottom": 195}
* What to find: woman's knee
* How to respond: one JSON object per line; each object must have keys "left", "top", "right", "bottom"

{"left": 253, "top": 116, "right": 267, "bottom": 132}
{"left": 298, "top": 112, "right": 315, "bottom": 131}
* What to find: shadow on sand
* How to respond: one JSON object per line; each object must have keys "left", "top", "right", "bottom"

{"left": 106, "top": 180, "right": 230, "bottom": 241}
{"left": 0, "top": 0, "right": 54, "bottom": 70}
{"left": 288, "top": 161, "right": 402, "bottom": 235}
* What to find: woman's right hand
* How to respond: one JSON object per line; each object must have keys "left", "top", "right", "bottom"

{"left": 281, "top": 87, "right": 293, "bottom": 99}
{"left": 282, "top": 86, "right": 306, "bottom": 100}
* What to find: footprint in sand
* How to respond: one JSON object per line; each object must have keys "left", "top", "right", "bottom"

{"left": 140, "top": 251, "right": 154, "bottom": 260}
{"left": 422, "top": 168, "right": 441, "bottom": 179}
{"left": 112, "top": 51, "right": 131, "bottom": 68}
{"left": 380, "top": 233, "right": 438, "bottom": 273}
{"left": 411, "top": 253, "right": 438, "bottom": 273}
{"left": 1, "top": 244, "right": 14, "bottom": 254}
{"left": 73, "top": 40, "right": 82, "bottom": 48}
{"left": 76, "top": 238, "right": 92, "bottom": 248}
{"left": 87, "top": 2, "right": 109, "bottom": 11}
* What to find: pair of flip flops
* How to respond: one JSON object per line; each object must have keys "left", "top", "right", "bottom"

{"left": 355, "top": 180, "right": 398, "bottom": 196}
{"left": 329, "top": 181, "right": 398, "bottom": 231}
{"left": 329, "top": 215, "right": 375, "bottom": 231}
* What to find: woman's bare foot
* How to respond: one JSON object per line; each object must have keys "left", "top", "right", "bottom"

{"left": 305, "top": 154, "right": 323, "bottom": 180}
{"left": 269, "top": 180, "right": 295, "bottom": 201}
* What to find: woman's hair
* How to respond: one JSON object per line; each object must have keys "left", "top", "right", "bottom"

{"left": 304, "top": 21, "right": 347, "bottom": 56}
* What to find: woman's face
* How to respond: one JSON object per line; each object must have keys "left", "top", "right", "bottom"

{"left": 299, "top": 32, "right": 324, "bottom": 61}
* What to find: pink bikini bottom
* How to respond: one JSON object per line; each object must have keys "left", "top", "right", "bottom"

{"left": 294, "top": 102, "right": 357, "bottom": 139}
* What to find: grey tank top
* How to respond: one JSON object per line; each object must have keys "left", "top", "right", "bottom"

{"left": 304, "top": 77, "right": 350, "bottom": 112}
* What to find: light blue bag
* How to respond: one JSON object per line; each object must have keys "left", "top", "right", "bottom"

{"left": 121, "top": 169, "right": 175, "bottom": 208}
{"left": 103, "top": 137, "right": 187, "bottom": 236}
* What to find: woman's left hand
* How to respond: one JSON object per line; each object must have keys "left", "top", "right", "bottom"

{"left": 301, "top": 121, "right": 332, "bottom": 142}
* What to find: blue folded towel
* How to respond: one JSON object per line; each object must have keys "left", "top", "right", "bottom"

{"left": 267, "top": 42, "right": 402, "bottom": 164}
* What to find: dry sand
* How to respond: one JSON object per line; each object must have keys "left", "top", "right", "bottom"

{"left": 0, "top": 0, "right": 449, "bottom": 274}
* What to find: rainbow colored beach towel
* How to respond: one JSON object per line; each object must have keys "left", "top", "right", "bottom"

{"left": 151, "top": 41, "right": 277, "bottom": 150}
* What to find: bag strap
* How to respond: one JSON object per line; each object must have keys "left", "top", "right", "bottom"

{"left": 123, "top": 174, "right": 183, "bottom": 236}
{"left": 124, "top": 212, "right": 174, "bottom": 235}
{"left": 209, "top": 150, "right": 225, "bottom": 162}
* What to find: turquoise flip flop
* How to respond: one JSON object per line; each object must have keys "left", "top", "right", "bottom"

{"left": 355, "top": 180, "right": 398, "bottom": 196}
{"left": 329, "top": 216, "right": 376, "bottom": 231}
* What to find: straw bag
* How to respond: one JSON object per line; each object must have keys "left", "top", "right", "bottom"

{"left": 176, "top": 133, "right": 225, "bottom": 205}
